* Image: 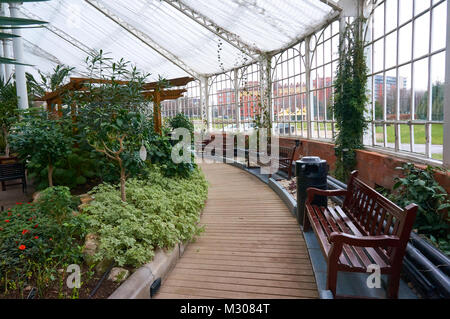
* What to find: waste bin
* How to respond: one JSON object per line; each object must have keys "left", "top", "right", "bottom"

{"left": 296, "top": 156, "right": 329, "bottom": 226}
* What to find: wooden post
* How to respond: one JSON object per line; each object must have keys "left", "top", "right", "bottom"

{"left": 154, "top": 88, "right": 162, "bottom": 135}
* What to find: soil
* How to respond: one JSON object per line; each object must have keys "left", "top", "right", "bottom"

{"left": 0, "top": 264, "right": 130, "bottom": 299}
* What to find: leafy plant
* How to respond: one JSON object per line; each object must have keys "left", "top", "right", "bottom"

{"left": 0, "top": 0, "right": 48, "bottom": 66}
{"left": 82, "top": 165, "right": 208, "bottom": 268}
{"left": 167, "top": 113, "right": 194, "bottom": 136}
{"left": 9, "top": 109, "right": 73, "bottom": 187}
{"left": 36, "top": 186, "right": 75, "bottom": 225}
{"left": 73, "top": 52, "right": 152, "bottom": 202}
{"left": 0, "top": 78, "right": 19, "bottom": 156}
{"left": 333, "top": 17, "right": 369, "bottom": 182}
{"left": 26, "top": 64, "right": 75, "bottom": 101}
{"left": 0, "top": 194, "right": 88, "bottom": 297}
{"left": 391, "top": 163, "right": 450, "bottom": 255}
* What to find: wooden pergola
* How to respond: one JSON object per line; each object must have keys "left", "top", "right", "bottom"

{"left": 35, "top": 76, "right": 195, "bottom": 134}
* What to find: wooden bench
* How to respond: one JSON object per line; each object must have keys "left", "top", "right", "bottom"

{"left": 304, "top": 171, "right": 418, "bottom": 299}
{"left": 257, "top": 140, "right": 300, "bottom": 179}
{"left": 0, "top": 163, "right": 27, "bottom": 193}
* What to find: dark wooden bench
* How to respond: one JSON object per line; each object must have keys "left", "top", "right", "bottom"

{"left": 304, "top": 171, "right": 418, "bottom": 299}
{"left": 0, "top": 163, "right": 27, "bottom": 193}
{"left": 257, "top": 140, "right": 300, "bottom": 179}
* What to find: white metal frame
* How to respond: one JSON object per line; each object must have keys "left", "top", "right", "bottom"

{"left": 365, "top": 0, "right": 447, "bottom": 162}
{"left": 85, "top": 0, "right": 202, "bottom": 79}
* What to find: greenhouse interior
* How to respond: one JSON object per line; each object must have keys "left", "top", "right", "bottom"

{"left": 0, "top": 0, "right": 449, "bottom": 302}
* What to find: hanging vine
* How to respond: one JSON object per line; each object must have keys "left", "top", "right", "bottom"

{"left": 333, "top": 17, "right": 369, "bottom": 182}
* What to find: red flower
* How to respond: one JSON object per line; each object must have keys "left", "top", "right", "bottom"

{"left": 34, "top": 236, "right": 39, "bottom": 239}
{"left": 22, "top": 229, "right": 29, "bottom": 235}
{"left": 34, "top": 224, "right": 39, "bottom": 228}
{"left": 19, "top": 245, "right": 26, "bottom": 250}
{"left": 28, "top": 218, "right": 32, "bottom": 221}
{"left": 0, "top": 227, "right": 3, "bottom": 231}
{"left": 4, "top": 220, "right": 10, "bottom": 223}
{"left": 49, "top": 238, "right": 53, "bottom": 241}
{"left": 16, "top": 202, "right": 22, "bottom": 205}
{"left": 17, "top": 214, "right": 21, "bottom": 217}
{"left": 7, "top": 212, "right": 11, "bottom": 216}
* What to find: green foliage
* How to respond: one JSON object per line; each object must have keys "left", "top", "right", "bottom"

{"left": 0, "top": 1, "right": 47, "bottom": 65}
{"left": 333, "top": 18, "right": 369, "bottom": 182}
{"left": 0, "top": 191, "right": 88, "bottom": 296}
{"left": 72, "top": 52, "right": 153, "bottom": 201}
{"left": 0, "top": 78, "right": 19, "bottom": 156}
{"left": 145, "top": 131, "right": 196, "bottom": 178}
{"left": 26, "top": 144, "right": 102, "bottom": 190}
{"left": 167, "top": 113, "right": 194, "bottom": 136}
{"left": 83, "top": 166, "right": 208, "bottom": 267}
{"left": 26, "top": 64, "right": 75, "bottom": 99}
{"left": 391, "top": 163, "right": 450, "bottom": 255}
{"left": 9, "top": 109, "right": 73, "bottom": 187}
{"left": 36, "top": 186, "right": 77, "bottom": 225}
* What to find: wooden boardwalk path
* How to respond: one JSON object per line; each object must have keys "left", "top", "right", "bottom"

{"left": 155, "top": 163, "right": 318, "bottom": 299}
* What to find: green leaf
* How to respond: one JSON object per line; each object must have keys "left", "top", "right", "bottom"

{"left": 0, "top": 56, "right": 32, "bottom": 66}
{"left": 0, "top": 32, "right": 19, "bottom": 39}
{"left": 0, "top": 16, "right": 47, "bottom": 26}
{"left": 438, "top": 203, "right": 450, "bottom": 211}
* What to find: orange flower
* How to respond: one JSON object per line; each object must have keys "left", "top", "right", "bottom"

{"left": 19, "top": 245, "right": 26, "bottom": 250}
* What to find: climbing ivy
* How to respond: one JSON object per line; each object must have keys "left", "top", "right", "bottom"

{"left": 333, "top": 18, "right": 369, "bottom": 182}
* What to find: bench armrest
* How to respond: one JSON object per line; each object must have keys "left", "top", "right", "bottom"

{"left": 329, "top": 232, "right": 401, "bottom": 248}
{"left": 306, "top": 188, "right": 348, "bottom": 204}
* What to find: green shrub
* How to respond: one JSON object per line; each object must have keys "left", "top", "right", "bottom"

{"left": 9, "top": 109, "right": 73, "bottom": 187}
{"left": 167, "top": 113, "right": 194, "bottom": 136}
{"left": 391, "top": 163, "right": 450, "bottom": 255}
{"left": 83, "top": 166, "right": 208, "bottom": 267}
{"left": 0, "top": 191, "right": 88, "bottom": 295}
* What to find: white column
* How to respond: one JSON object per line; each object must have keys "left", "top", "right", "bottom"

{"left": 305, "top": 36, "right": 313, "bottom": 139}
{"left": 1, "top": 3, "right": 13, "bottom": 81}
{"left": 259, "top": 55, "right": 273, "bottom": 133}
{"left": 234, "top": 69, "right": 241, "bottom": 131}
{"left": 0, "top": 41, "right": 4, "bottom": 81}
{"left": 201, "top": 76, "right": 212, "bottom": 132}
{"left": 9, "top": 2, "right": 29, "bottom": 109}
{"left": 362, "top": 0, "right": 373, "bottom": 147}
{"left": 443, "top": 0, "right": 450, "bottom": 168}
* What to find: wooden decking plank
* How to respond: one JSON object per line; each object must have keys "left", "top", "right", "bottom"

{"left": 154, "top": 163, "right": 317, "bottom": 299}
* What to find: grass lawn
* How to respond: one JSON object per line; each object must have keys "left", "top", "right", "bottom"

{"left": 376, "top": 124, "right": 443, "bottom": 145}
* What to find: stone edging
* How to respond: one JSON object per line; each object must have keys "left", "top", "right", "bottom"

{"left": 268, "top": 178, "right": 297, "bottom": 218}
{"left": 108, "top": 241, "right": 187, "bottom": 299}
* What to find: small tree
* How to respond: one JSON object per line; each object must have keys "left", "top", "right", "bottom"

{"left": 10, "top": 109, "right": 73, "bottom": 187}
{"left": 0, "top": 79, "right": 19, "bottom": 157}
{"left": 73, "top": 52, "right": 152, "bottom": 202}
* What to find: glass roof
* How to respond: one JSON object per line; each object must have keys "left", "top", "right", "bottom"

{"left": 17, "top": 0, "right": 338, "bottom": 80}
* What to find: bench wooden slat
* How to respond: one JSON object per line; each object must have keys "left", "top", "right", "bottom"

{"left": 304, "top": 170, "right": 418, "bottom": 298}
{"left": 318, "top": 206, "right": 367, "bottom": 269}
{"left": 325, "top": 206, "right": 374, "bottom": 269}
{"left": 334, "top": 206, "right": 390, "bottom": 268}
